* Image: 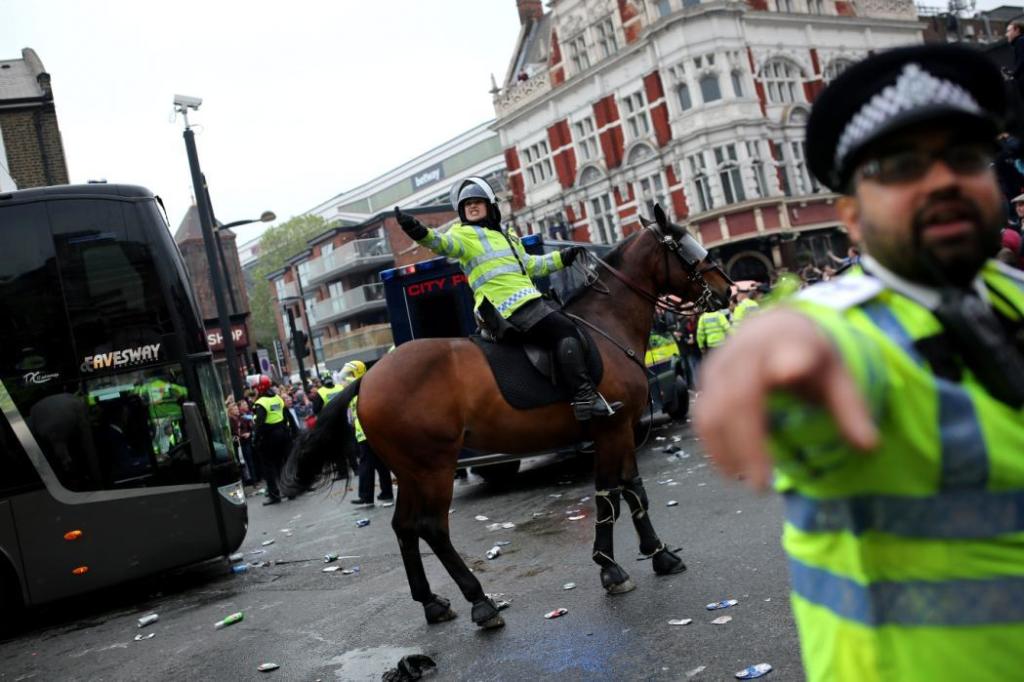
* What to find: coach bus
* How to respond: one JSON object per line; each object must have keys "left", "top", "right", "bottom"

{"left": 0, "top": 184, "right": 247, "bottom": 629}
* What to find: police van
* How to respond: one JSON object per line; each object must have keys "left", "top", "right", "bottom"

{"left": 379, "top": 233, "right": 689, "bottom": 481}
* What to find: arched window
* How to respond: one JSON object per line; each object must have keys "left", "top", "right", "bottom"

{"left": 760, "top": 59, "right": 803, "bottom": 104}
{"left": 730, "top": 70, "right": 744, "bottom": 97}
{"left": 677, "top": 83, "right": 693, "bottom": 111}
{"left": 823, "top": 58, "right": 855, "bottom": 83}
{"left": 700, "top": 74, "right": 722, "bottom": 103}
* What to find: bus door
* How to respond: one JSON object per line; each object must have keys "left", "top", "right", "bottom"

{"left": 0, "top": 196, "right": 237, "bottom": 604}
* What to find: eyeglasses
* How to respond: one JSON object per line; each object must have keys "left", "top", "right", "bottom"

{"left": 856, "top": 143, "right": 994, "bottom": 185}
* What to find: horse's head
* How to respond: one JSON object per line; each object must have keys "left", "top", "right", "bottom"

{"left": 639, "top": 205, "right": 733, "bottom": 312}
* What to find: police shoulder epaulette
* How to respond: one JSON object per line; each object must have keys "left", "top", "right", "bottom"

{"left": 795, "top": 275, "right": 884, "bottom": 310}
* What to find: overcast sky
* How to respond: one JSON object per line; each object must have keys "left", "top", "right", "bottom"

{"left": 2, "top": 0, "right": 1012, "bottom": 245}
{"left": 2, "top": 0, "right": 523, "bottom": 243}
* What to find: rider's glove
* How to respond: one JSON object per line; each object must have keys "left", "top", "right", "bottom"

{"left": 559, "top": 245, "right": 585, "bottom": 266}
{"left": 394, "top": 207, "right": 428, "bottom": 241}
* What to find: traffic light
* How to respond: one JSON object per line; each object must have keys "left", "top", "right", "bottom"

{"left": 293, "top": 330, "right": 309, "bottom": 358}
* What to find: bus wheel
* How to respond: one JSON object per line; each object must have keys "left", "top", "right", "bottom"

{"left": 666, "top": 376, "right": 690, "bottom": 421}
{"left": 470, "top": 460, "right": 521, "bottom": 485}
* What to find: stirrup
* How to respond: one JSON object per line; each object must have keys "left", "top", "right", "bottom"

{"left": 572, "top": 392, "right": 622, "bottom": 421}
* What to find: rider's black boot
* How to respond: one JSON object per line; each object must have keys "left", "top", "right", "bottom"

{"left": 557, "top": 337, "right": 623, "bottom": 421}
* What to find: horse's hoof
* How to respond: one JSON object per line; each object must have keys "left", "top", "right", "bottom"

{"left": 424, "top": 596, "right": 457, "bottom": 624}
{"left": 652, "top": 547, "right": 687, "bottom": 576}
{"left": 471, "top": 597, "right": 503, "bottom": 628}
{"left": 600, "top": 564, "right": 635, "bottom": 594}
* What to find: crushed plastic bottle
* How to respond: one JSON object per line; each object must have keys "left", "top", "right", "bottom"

{"left": 137, "top": 614, "right": 159, "bottom": 628}
{"left": 544, "top": 607, "right": 568, "bottom": 619}
{"left": 324, "top": 553, "right": 338, "bottom": 563}
{"left": 133, "top": 633, "right": 156, "bottom": 641}
{"left": 261, "top": 539, "right": 275, "bottom": 546}
{"left": 711, "top": 615, "right": 733, "bottom": 625}
{"left": 668, "top": 618, "right": 693, "bottom": 626}
{"left": 486, "top": 546, "right": 502, "bottom": 560}
{"left": 214, "top": 612, "right": 244, "bottom": 630}
{"left": 474, "top": 515, "right": 489, "bottom": 521}
{"left": 322, "top": 566, "right": 341, "bottom": 573}
{"left": 562, "top": 582, "right": 576, "bottom": 590}
{"left": 231, "top": 563, "right": 249, "bottom": 574}
{"left": 355, "top": 518, "right": 370, "bottom": 528}
{"left": 706, "top": 599, "right": 739, "bottom": 610}
{"left": 228, "top": 553, "right": 245, "bottom": 562}
{"left": 666, "top": 500, "right": 679, "bottom": 507}
{"left": 734, "top": 663, "right": 772, "bottom": 679}
{"left": 501, "top": 522, "right": 516, "bottom": 529}
{"left": 257, "top": 663, "right": 280, "bottom": 672}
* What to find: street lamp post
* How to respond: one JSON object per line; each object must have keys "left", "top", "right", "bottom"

{"left": 174, "top": 94, "right": 245, "bottom": 402}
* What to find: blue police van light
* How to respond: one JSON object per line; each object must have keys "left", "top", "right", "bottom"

{"left": 416, "top": 257, "right": 447, "bottom": 271}
{"left": 522, "top": 234, "right": 542, "bottom": 247}
{"left": 379, "top": 268, "right": 397, "bottom": 282}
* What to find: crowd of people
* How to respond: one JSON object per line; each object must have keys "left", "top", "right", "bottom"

{"left": 224, "top": 361, "right": 394, "bottom": 507}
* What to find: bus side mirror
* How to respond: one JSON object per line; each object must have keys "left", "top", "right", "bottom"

{"left": 182, "top": 402, "right": 211, "bottom": 466}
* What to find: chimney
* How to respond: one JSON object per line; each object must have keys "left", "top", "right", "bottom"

{"left": 517, "top": 0, "right": 544, "bottom": 25}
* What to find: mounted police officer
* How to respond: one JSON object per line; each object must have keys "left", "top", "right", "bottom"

{"left": 695, "top": 44, "right": 1024, "bottom": 681}
{"left": 394, "top": 177, "right": 621, "bottom": 421}
{"left": 252, "top": 375, "right": 290, "bottom": 506}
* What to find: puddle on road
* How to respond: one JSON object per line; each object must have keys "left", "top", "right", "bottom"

{"left": 328, "top": 645, "right": 424, "bottom": 681}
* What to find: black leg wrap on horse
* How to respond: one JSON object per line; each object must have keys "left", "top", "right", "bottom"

{"left": 471, "top": 596, "right": 505, "bottom": 629}
{"left": 591, "top": 488, "right": 620, "bottom": 568}
{"left": 652, "top": 546, "right": 688, "bottom": 575}
{"left": 600, "top": 563, "right": 632, "bottom": 591}
{"left": 422, "top": 594, "right": 457, "bottom": 624}
{"left": 623, "top": 477, "right": 662, "bottom": 556}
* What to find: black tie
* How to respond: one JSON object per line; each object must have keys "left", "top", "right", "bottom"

{"left": 931, "top": 287, "right": 1024, "bottom": 409}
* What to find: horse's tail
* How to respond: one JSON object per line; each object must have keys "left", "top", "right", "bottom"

{"left": 280, "top": 378, "right": 360, "bottom": 495}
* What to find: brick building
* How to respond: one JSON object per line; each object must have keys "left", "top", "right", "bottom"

{"left": 493, "top": 0, "right": 923, "bottom": 280}
{"left": 174, "top": 204, "right": 255, "bottom": 385}
{"left": 0, "top": 48, "right": 69, "bottom": 191}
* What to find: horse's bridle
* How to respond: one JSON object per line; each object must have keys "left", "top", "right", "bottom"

{"left": 585, "top": 221, "right": 732, "bottom": 316}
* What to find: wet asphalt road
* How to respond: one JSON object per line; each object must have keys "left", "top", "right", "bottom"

{"left": 0, "top": 417, "right": 804, "bottom": 681}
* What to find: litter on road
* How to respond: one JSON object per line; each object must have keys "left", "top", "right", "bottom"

{"left": 214, "top": 612, "right": 244, "bottom": 630}
{"left": 666, "top": 500, "right": 679, "bottom": 507}
{"left": 562, "top": 582, "right": 576, "bottom": 590}
{"left": 355, "top": 518, "right": 370, "bottom": 528}
{"left": 231, "top": 563, "right": 249, "bottom": 575}
{"left": 686, "top": 665, "right": 707, "bottom": 677}
{"left": 137, "top": 614, "right": 159, "bottom": 628}
{"left": 322, "top": 566, "right": 341, "bottom": 573}
{"left": 261, "top": 539, "right": 275, "bottom": 546}
{"left": 324, "top": 554, "right": 338, "bottom": 563}
{"left": 486, "top": 523, "right": 503, "bottom": 531}
{"left": 735, "top": 663, "right": 773, "bottom": 679}
{"left": 501, "top": 522, "right": 516, "bottom": 529}
{"left": 711, "top": 615, "right": 733, "bottom": 625}
{"left": 544, "top": 608, "right": 569, "bottom": 619}
{"left": 668, "top": 618, "right": 693, "bottom": 626}
{"left": 133, "top": 633, "right": 156, "bottom": 641}
{"left": 257, "top": 663, "right": 280, "bottom": 672}
{"left": 567, "top": 515, "right": 585, "bottom": 521}
{"left": 485, "top": 546, "right": 502, "bottom": 560}
{"left": 228, "top": 553, "right": 244, "bottom": 562}
{"left": 494, "top": 540, "right": 511, "bottom": 546}
{"left": 474, "top": 515, "right": 489, "bottom": 521}
{"left": 706, "top": 599, "right": 739, "bottom": 610}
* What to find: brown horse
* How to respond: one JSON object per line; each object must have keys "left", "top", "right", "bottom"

{"left": 281, "top": 205, "right": 732, "bottom": 629}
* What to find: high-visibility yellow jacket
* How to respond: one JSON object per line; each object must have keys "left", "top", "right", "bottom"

{"left": 317, "top": 384, "right": 343, "bottom": 404}
{"left": 254, "top": 395, "right": 285, "bottom": 425}
{"left": 731, "top": 298, "right": 760, "bottom": 326}
{"left": 416, "top": 222, "right": 564, "bottom": 318}
{"left": 768, "top": 261, "right": 1024, "bottom": 682}
{"left": 696, "top": 310, "right": 730, "bottom": 350}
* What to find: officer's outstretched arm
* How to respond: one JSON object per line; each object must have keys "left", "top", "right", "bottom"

{"left": 694, "top": 310, "right": 878, "bottom": 490}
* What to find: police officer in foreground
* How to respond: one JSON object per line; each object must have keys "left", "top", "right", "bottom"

{"left": 252, "top": 375, "right": 290, "bottom": 506}
{"left": 694, "top": 44, "right": 1024, "bottom": 681}
{"left": 394, "top": 177, "right": 621, "bottom": 421}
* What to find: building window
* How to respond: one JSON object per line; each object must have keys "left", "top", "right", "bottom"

{"left": 746, "top": 140, "right": 770, "bottom": 198}
{"left": 568, "top": 34, "right": 590, "bottom": 73}
{"left": 573, "top": 116, "right": 600, "bottom": 162}
{"left": 683, "top": 0, "right": 700, "bottom": 7}
{"left": 595, "top": 18, "right": 618, "bottom": 58}
{"left": 700, "top": 74, "right": 722, "bottom": 103}
{"left": 622, "top": 90, "right": 651, "bottom": 139}
{"left": 761, "top": 59, "right": 803, "bottom": 104}
{"left": 810, "top": 0, "right": 824, "bottom": 12}
{"left": 677, "top": 83, "right": 693, "bottom": 111}
{"left": 776, "top": 0, "right": 794, "bottom": 10}
{"left": 275, "top": 278, "right": 286, "bottom": 301}
{"left": 714, "top": 144, "right": 746, "bottom": 204}
{"left": 637, "top": 173, "right": 668, "bottom": 216}
{"left": 522, "top": 140, "right": 554, "bottom": 186}
{"left": 790, "top": 140, "right": 819, "bottom": 194}
{"left": 297, "top": 261, "right": 311, "bottom": 288}
{"left": 823, "top": 58, "right": 854, "bottom": 83}
{"left": 730, "top": 70, "right": 744, "bottom": 97}
{"left": 688, "top": 153, "right": 714, "bottom": 213}
{"left": 589, "top": 193, "right": 619, "bottom": 244}
{"left": 304, "top": 296, "right": 317, "bottom": 326}
{"left": 320, "top": 242, "right": 334, "bottom": 256}
{"left": 657, "top": 0, "right": 673, "bottom": 16}
{"left": 772, "top": 141, "right": 793, "bottom": 196}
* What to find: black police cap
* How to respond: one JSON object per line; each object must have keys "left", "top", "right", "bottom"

{"left": 806, "top": 44, "right": 1006, "bottom": 191}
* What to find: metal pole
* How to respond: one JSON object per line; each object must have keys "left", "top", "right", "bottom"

{"left": 293, "top": 272, "right": 322, "bottom": 375}
{"left": 183, "top": 126, "right": 245, "bottom": 402}
{"left": 286, "top": 307, "right": 308, "bottom": 391}
{"left": 204, "top": 175, "right": 239, "bottom": 315}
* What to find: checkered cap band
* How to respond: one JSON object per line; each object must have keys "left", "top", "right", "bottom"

{"left": 833, "top": 63, "right": 982, "bottom": 174}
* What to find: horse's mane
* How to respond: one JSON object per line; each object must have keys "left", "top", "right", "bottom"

{"left": 560, "top": 231, "right": 641, "bottom": 309}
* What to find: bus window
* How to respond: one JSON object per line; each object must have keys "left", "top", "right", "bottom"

{"left": 194, "top": 362, "right": 233, "bottom": 464}
{"left": 0, "top": 414, "right": 43, "bottom": 496}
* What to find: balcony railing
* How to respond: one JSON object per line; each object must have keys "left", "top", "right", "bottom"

{"left": 493, "top": 74, "right": 551, "bottom": 118}
{"left": 276, "top": 280, "right": 298, "bottom": 301}
{"left": 305, "top": 238, "right": 394, "bottom": 286}
{"left": 319, "top": 323, "right": 394, "bottom": 363}
{"left": 310, "top": 283, "right": 386, "bottom": 328}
